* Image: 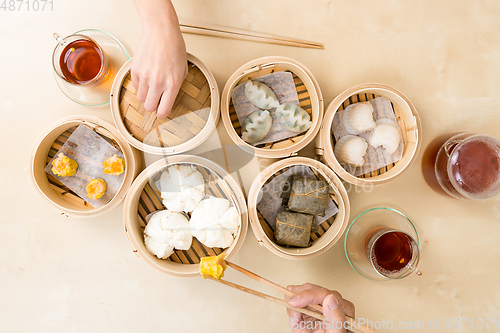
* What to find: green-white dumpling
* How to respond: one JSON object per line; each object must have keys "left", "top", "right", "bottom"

{"left": 241, "top": 110, "right": 272, "bottom": 144}
{"left": 275, "top": 103, "right": 312, "bottom": 133}
{"left": 244, "top": 81, "right": 280, "bottom": 110}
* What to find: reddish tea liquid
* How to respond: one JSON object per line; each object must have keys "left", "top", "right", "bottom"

{"left": 59, "top": 39, "right": 103, "bottom": 84}
{"left": 435, "top": 135, "right": 500, "bottom": 199}
{"left": 371, "top": 231, "right": 413, "bottom": 274}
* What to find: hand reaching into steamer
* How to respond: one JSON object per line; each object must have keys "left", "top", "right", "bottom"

{"left": 286, "top": 283, "right": 355, "bottom": 333}
{"left": 132, "top": 0, "right": 187, "bottom": 119}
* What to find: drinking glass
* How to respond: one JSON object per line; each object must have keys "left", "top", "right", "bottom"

{"left": 344, "top": 207, "right": 421, "bottom": 281}
{"left": 52, "top": 32, "right": 110, "bottom": 87}
{"left": 435, "top": 133, "right": 500, "bottom": 200}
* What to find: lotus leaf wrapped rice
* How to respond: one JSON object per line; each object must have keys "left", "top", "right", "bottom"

{"left": 274, "top": 211, "right": 313, "bottom": 247}
{"left": 287, "top": 177, "right": 329, "bottom": 216}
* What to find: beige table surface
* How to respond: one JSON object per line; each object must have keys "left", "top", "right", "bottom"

{"left": 2, "top": 0, "right": 500, "bottom": 332}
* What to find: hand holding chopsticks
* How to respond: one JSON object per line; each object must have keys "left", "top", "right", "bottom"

{"left": 201, "top": 258, "right": 374, "bottom": 333}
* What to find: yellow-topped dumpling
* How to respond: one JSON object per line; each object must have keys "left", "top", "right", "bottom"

{"left": 51, "top": 153, "right": 78, "bottom": 177}
{"left": 86, "top": 179, "right": 107, "bottom": 200}
{"left": 200, "top": 253, "right": 227, "bottom": 280}
{"left": 103, "top": 154, "right": 125, "bottom": 175}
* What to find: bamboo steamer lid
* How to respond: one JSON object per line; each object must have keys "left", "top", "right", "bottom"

{"left": 247, "top": 157, "right": 350, "bottom": 259}
{"left": 110, "top": 54, "right": 219, "bottom": 155}
{"left": 316, "top": 83, "right": 422, "bottom": 187}
{"left": 30, "top": 115, "right": 141, "bottom": 218}
{"left": 221, "top": 56, "right": 323, "bottom": 158}
{"left": 123, "top": 155, "right": 248, "bottom": 277}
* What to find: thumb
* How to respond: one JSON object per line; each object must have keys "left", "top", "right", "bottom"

{"left": 322, "top": 294, "right": 346, "bottom": 333}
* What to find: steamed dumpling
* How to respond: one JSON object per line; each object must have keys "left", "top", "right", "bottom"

{"left": 343, "top": 102, "right": 376, "bottom": 134}
{"left": 190, "top": 197, "right": 241, "bottom": 248}
{"left": 275, "top": 103, "right": 312, "bottom": 133}
{"left": 334, "top": 135, "right": 368, "bottom": 166}
{"left": 241, "top": 110, "right": 272, "bottom": 144}
{"left": 144, "top": 210, "right": 192, "bottom": 259}
{"left": 369, "top": 118, "right": 402, "bottom": 154}
{"left": 244, "top": 80, "right": 280, "bottom": 110}
{"left": 156, "top": 165, "right": 205, "bottom": 213}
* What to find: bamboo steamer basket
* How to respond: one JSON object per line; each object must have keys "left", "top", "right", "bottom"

{"left": 123, "top": 155, "right": 248, "bottom": 277}
{"left": 221, "top": 56, "right": 323, "bottom": 158}
{"left": 30, "top": 115, "right": 141, "bottom": 218}
{"left": 316, "top": 83, "right": 422, "bottom": 187}
{"left": 110, "top": 54, "right": 219, "bottom": 155}
{"left": 247, "top": 157, "right": 349, "bottom": 259}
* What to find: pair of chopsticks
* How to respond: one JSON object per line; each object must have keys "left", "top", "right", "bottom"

{"left": 202, "top": 261, "right": 374, "bottom": 333}
{"left": 179, "top": 20, "right": 324, "bottom": 50}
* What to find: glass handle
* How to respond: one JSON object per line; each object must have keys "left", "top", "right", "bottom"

{"left": 444, "top": 139, "right": 464, "bottom": 158}
{"left": 53, "top": 33, "right": 64, "bottom": 45}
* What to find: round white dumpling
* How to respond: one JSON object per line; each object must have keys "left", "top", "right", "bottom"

{"left": 334, "top": 135, "right": 368, "bottom": 167}
{"left": 343, "top": 102, "right": 376, "bottom": 134}
{"left": 144, "top": 210, "right": 192, "bottom": 259}
{"left": 156, "top": 165, "right": 205, "bottom": 213}
{"left": 241, "top": 110, "right": 272, "bottom": 144}
{"left": 369, "top": 118, "right": 402, "bottom": 154}
{"left": 189, "top": 197, "right": 241, "bottom": 248}
{"left": 244, "top": 80, "right": 280, "bottom": 110}
{"left": 275, "top": 103, "right": 312, "bottom": 133}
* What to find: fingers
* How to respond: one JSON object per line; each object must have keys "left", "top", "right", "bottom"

{"left": 288, "top": 284, "right": 331, "bottom": 309}
{"left": 136, "top": 80, "right": 149, "bottom": 103}
{"left": 286, "top": 286, "right": 304, "bottom": 324}
{"left": 156, "top": 85, "right": 178, "bottom": 119}
{"left": 143, "top": 87, "right": 162, "bottom": 112}
{"left": 322, "top": 294, "right": 346, "bottom": 332}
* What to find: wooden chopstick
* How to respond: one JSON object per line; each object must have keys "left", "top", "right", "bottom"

{"left": 179, "top": 19, "right": 324, "bottom": 50}
{"left": 202, "top": 275, "right": 325, "bottom": 321}
{"left": 226, "top": 261, "right": 374, "bottom": 333}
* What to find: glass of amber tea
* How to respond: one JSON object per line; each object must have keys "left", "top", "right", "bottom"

{"left": 344, "top": 207, "right": 422, "bottom": 281}
{"left": 52, "top": 33, "right": 110, "bottom": 87}
{"left": 435, "top": 133, "right": 500, "bottom": 200}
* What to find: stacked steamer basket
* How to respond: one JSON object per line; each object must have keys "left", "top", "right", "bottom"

{"left": 316, "top": 83, "right": 422, "bottom": 187}
{"left": 221, "top": 56, "right": 323, "bottom": 158}
{"left": 221, "top": 56, "right": 350, "bottom": 259}
{"left": 110, "top": 54, "right": 219, "bottom": 155}
{"left": 30, "top": 115, "right": 141, "bottom": 218}
{"left": 123, "top": 156, "right": 248, "bottom": 277}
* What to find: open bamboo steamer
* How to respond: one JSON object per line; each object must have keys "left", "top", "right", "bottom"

{"left": 30, "top": 115, "right": 141, "bottom": 218}
{"left": 110, "top": 53, "right": 219, "bottom": 155}
{"left": 247, "top": 157, "right": 350, "bottom": 259}
{"left": 221, "top": 56, "right": 323, "bottom": 158}
{"left": 316, "top": 83, "right": 422, "bottom": 187}
{"left": 123, "top": 155, "right": 248, "bottom": 277}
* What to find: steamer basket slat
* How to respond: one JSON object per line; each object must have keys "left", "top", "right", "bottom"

{"left": 221, "top": 57, "right": 323, "bottom": 158}
{"left": 317, "top": 84, "right": 422, "bottom": 187}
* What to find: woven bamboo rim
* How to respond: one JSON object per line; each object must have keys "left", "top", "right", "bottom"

{"left": 221, "top": 56, "right": 323, "bottom": 158}
{"left": 30, "top": 115, "right": 141, "bottom": 218}
{"left": 123, "top": 155, "right": 248, "bottom": 277}
{"left": 110, "top": 53, "right": 220, "bottom": 155}
{"left": 316, "top": 83, "right": 422, "bottom": 187}
{"left": 247, "top": 157, "right": 349, "bottom": 260}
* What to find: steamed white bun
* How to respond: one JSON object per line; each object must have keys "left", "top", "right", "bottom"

{"left": 189, "top": 197, "right": 240, "bottom": 248}
{"left": 144, "top": 210, "right": 192, "bottom": 259}
{"left": 156, "top": 165, "right": 205, "bottom": 213}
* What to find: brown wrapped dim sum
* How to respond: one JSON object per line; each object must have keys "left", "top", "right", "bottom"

{"left": 287, "top": 176, "right": 329, "bottom": 216}
{"left": 274, "top": 211, "right": 313, "bottom": 247}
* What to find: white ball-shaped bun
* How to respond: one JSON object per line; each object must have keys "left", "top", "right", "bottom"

{"left": 334, "top": 135, "right": 368, "bottom": 166}
{"left": 369, "top": 118, "right": 402, "bottom": 154}
{"left": 343, "top": 102, "right": 376, "bottom": 134}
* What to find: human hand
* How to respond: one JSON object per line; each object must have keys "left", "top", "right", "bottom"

{"left": 286, "top": 283, "right": 355, "bottom": 333}
{"left": 131, "top": 1, "right": 187, "bottom": 119}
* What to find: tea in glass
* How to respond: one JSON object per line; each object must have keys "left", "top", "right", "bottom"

{"left": 435, "top": 133, "right": 500, "bottom": 200}
{"left": 53, "top": 33, "right": 110, "bottom": 87}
